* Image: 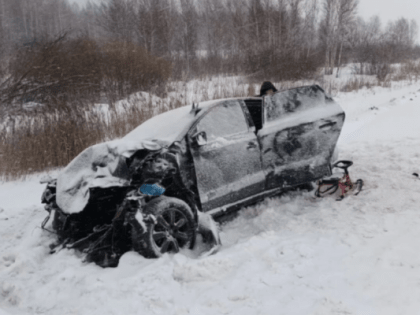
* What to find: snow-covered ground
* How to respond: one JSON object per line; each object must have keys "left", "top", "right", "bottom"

{"left": 1, "top": 83, "right": 420, "bottom": 315}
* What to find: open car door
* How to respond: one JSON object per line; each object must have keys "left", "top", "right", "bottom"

{"left": 189, "top": 100, "right": 265, "bottom": 212}
{"left": 258, "top": 85, "right": 345, "bottom": 189}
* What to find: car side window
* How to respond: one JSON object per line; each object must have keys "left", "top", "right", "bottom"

{"left": 196, "top": 101, "right": 248, "bottom": 141}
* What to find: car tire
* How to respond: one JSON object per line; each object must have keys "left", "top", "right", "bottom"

{"left": 52, "top": 208, "right": 67, "bottom": 241}
{"left": 132, "top": 196, "right": 196, "bottom": 258}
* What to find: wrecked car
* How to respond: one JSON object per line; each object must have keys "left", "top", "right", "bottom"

{"left": 41, "top": 85, "right": 345, "bottom": 267}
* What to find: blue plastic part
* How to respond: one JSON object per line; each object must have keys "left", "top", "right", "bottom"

{"left": 139, "top": 184, "right": 166, "bottom": 196}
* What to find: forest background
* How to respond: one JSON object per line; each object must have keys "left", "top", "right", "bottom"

{"left": 0, "top": 0, "right": 419, "bottom": 179}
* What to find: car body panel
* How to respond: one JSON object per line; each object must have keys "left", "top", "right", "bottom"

{"left": 188, "top": 100, "right": 265, "bottom": 211}
{"left": 258, "top": 85, "right": 345, "bottom": 188}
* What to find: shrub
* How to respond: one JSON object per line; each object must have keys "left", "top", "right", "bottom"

{"left": 340, "top": 77, "right": 373, "bottom": 92}
{"left": 246, "top": 48, "right": 324, "bottom": 82}
{"left": 367, "top": 63, "right": 392, "bottom": 81}
{"left": 2, "top": 36, "right": 173, "bottom": 107}
{"left": 393, "top": 60, "right": 420, "bottom": 81}
{"left": 100, "top": 41, "right": 173, "bottom": 102}
{"left": 7, "top": 36, "right": 102, "bottom": 105}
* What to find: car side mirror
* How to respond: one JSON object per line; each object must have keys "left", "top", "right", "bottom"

{"left": 192, "top": 131, "right": 207, "bottom": 146}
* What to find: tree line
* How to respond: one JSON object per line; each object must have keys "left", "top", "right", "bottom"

{"left": 0, "top": 0, "right": 419, "bottom": 107}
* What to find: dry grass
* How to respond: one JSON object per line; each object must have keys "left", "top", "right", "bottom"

{"left": 0, "top": 103, "right": 157, "bottom": 180}
{"left": 340, "top": 77, "right": 374, "bottom": 92}
{"left": 392, "top": 60, "right": 420, "bottom": 82}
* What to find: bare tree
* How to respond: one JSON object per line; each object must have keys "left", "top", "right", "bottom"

{"left": 348, "top": 16, "right": 382, "bottom": 74}
{"left": 301, "top": 0, "right": 319, "bottom": 58}
{"left": 321, "top": 0, "right": 358, "bottom": 75}
{"left": 131, "top": 0, "right": 174, "bottom": 57}
{"left": 409, "top": 19, "right": 418, "bottom": 48}
{"left": 177, "top": 0, "right": 198, "bottom": 78}
{"left": 96, "top": 0, "right": 135, "bottom": 43}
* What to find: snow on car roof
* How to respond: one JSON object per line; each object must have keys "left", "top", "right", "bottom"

{"left": 123, "top": 98, "right": 232, "bottom": 143}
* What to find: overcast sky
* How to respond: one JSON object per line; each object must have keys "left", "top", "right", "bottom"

{"left": 68, "top": 0, "right": 420, "bottom": 42}
{"left": 358, "top": 0, "right": 420, "bottom": 30}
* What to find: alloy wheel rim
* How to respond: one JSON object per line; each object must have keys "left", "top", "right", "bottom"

{"left": 152, "top": 208, "right": 190, "bottom": 254}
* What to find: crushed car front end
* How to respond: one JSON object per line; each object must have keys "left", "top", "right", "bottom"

{"left": 40, "top": 103, "right": 221, "bottom": 267}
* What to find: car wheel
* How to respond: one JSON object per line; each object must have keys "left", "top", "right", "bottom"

{"left": 132, "top": 196, "right": 196, "bottom": 258}
{"left": 52, "top": 208, "right": 68, "bottom": 240}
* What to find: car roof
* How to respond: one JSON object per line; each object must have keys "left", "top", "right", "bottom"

{"left": 123, "top": 86, "right": 329, "bottom": 145}
{"left": 123, "top": 97, "right": 252, "bottom": 144}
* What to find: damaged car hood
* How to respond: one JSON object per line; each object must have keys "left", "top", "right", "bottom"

{"left": 56, "top": 105, "right": 198, "bottom": 214}
{"left": 56, "top": 139, "right": 153, "bottom": 214}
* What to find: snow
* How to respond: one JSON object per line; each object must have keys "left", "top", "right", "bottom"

{"left": 2, "top": 81, "right": 420, "bottom": 314}
{"left": 123, "top": 103, "right": 193, "bottom": 143}
{"left": 260, "top": 101, "right": 344, "bottom": 137}
{"left": 135, "top": 211, "right": 147, "bottom": 232}
{"left": 124, "top": 98, "right": 226, "bottom": 143}
{"left": 56, "top": 140, "right": 135, "bottom": 214}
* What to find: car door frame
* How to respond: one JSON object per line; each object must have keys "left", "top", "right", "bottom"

{"left": 257, "top": 86, "right": 345, "bottom": 190}
{"left": 187, "top": 100, "right": 266, "bottom": 212}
